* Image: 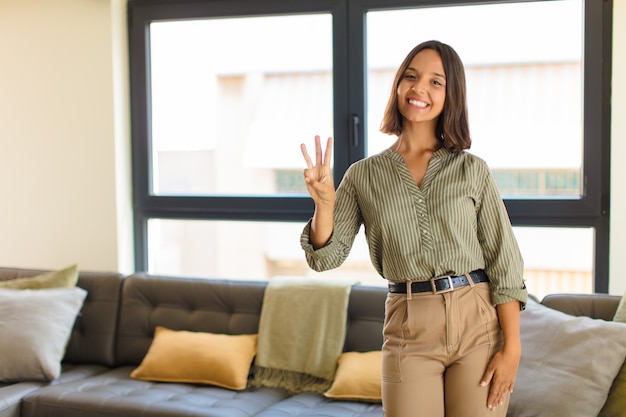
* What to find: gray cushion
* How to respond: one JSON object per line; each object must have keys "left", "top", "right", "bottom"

{"left": 0, "top": 287, "right": 87, "bottom": 381}
{"left": 509, "top": 298, "right": 626, "bottom": 417}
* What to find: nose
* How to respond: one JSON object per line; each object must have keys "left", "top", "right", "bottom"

{"left": 411, "top": 78, "right": 428, "bottom": 93}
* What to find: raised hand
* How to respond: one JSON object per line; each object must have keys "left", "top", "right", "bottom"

{"left": 301, "top": 135, "right": 335, "bottom": 207}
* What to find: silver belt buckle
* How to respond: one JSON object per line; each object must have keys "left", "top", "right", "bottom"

{"left": 431, "top": 276, "right": 454, "bottom": 294}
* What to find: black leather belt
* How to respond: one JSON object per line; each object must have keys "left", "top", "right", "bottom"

{"left": 388, "top": 270, "right": 489, "bottom": 294}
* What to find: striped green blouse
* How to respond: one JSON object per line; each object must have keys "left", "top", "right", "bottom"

{"left": 301, "top": 147, "right": 528, "bottom": 307}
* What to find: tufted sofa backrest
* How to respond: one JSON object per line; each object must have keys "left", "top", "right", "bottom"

{"left": 65, "top": 271, "right": 124, "bottom": 366}
{"left": 115, "top": 273, "right": 267, "bottom": 365}
{"left": 344, "top": 285, "right": 386, "bottom": 352}
{"left": 115, "top": 273, "right": 388, "bottom": 366}
{"left": 541, "top": 293, "right": 620, "bottom": 321}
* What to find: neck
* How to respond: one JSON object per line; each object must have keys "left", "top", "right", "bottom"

{"left": 393, "top": 124, "right": 440, "bottom": 156}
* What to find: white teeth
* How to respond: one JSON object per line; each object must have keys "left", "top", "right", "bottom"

{"left": 409, "top": 99, "right": 427, "bottom": 108}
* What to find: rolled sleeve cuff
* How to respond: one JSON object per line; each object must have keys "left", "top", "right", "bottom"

{"left": 300, "top": 219, "right": 339, "bottom": 260}
{"left": 491, "top": 287, "right": 529, "bottom": 310}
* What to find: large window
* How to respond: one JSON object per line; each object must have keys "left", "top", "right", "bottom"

{"left": 128, "top": 0, "right": 611, "bottom": 300}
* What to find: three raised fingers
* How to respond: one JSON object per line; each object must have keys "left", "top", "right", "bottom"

{"left": 301, "top": 135, "right": 333, "bottom": 170}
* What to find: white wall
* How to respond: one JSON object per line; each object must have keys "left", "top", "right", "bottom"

{"left": 0, "top": 0, "right": 133, "bottom": 273}
{"left": 0, "top": 0, "right": 623, "bottom": 294}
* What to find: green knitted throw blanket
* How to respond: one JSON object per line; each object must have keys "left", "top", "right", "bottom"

{"left": 251, "top": 277, "right": 356, "bottom": 394}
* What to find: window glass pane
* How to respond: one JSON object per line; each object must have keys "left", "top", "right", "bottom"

{"left": 513, "top": 226, "right": 594, "bottom": 300}
{"left": 366, "top": 0, "right": 583, "bottom": 198}
{"left": 147, "top": 220, "right": 594, "bottom": 300}
{"left": 147, "top": 219, "right": 382, "bottom": 285}
{"left": 149, "top": 14, "right": 333, "bottom": 196}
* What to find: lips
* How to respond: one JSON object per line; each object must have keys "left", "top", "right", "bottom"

{"left": 408, "top": 98, "right": 429, "bottom": 109}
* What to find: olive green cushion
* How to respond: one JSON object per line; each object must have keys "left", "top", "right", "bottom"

{"left": 598, "top": 361, "right": 626, "bottom": 417}
{"left": 0, "top": 264, "right": 78, "bottom": 289}
{"left": 600, "top": 291, "right": 626, "bottom": 417}
{"left": 613, "top": 291, "right": 626, "bottom": 323}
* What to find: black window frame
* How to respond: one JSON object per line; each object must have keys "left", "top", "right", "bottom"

{"left": 128, "top": 0, "right": 612, "bottom": 292}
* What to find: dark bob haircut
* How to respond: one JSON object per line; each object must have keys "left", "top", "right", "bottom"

{"left": 379, "top": 40, "right": 471, "bottom": 152}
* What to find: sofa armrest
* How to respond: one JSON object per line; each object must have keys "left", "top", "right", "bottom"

{"left": 541, "top": 293, "right": 621, "bottom": 321}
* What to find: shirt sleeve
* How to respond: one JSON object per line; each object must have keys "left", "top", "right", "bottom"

{"left": 475, "top": 164, "right": 528, "bottom": 309}
{"left": 300, "top": 166, "right": 363, "bottom": 272}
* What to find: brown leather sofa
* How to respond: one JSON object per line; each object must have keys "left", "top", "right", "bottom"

{"left": 0, "top": 267, "right": 622, "bottom": 417}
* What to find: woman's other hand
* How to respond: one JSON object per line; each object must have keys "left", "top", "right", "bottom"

{"left": 480, "top": 301, "right": 522, "bottom": 410}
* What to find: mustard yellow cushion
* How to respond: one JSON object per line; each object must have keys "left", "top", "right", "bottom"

{"left": 324, "top": 351, "right": 381, "bottom": 402}
{"left": 131, "top": 327, "right": 257, "bottom": 390}
{"left": 0, "top": 264, "right": 78, "bottom": 289}
{"left": 598, "top": 359, "right": 626, "bottom": 417}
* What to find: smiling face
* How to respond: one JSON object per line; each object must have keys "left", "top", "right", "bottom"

{"left": 396, "top": 48, "right": 446, "bottom": 126}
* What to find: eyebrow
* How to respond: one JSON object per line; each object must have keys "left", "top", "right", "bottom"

{"left": 406, "top": 67, "right": 446, "bottom": 79}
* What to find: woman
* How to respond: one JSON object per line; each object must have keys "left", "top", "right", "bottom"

{"left": 300, "top": 40, "right": 527, "bottom": 417}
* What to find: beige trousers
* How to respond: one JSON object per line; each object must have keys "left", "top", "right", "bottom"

{"left": 381, "top": 282, "right": 509, "bottom": 417}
